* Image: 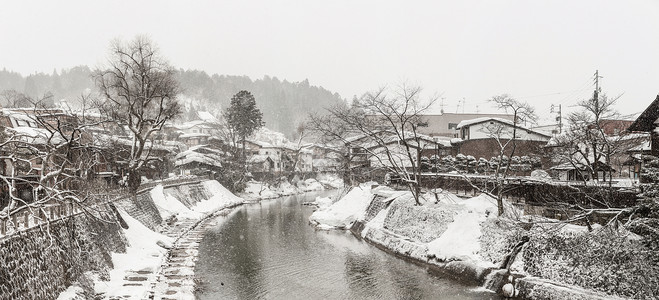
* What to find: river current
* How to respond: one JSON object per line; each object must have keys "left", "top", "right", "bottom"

{"left": 195, "top": 190, "right": 501, "bottom": 300}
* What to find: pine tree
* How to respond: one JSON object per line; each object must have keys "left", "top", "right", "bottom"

{"left": 224, "top": 90, "right": 264, "bottom": 163}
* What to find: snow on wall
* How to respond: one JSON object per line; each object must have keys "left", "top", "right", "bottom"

{"left": 309, "top": 183, "right": 374, "bottom": 229}
{"left": 0, "top": 206, "right": 127, "bottom": 300}
{"left": 383, "top": 198, "right": 458, "bottom": 243}
{"left": 114, "top": 193, "right": 163, "bottom": 231}
{"left": 0, "top": 178, "right": 244, "bottom": 300}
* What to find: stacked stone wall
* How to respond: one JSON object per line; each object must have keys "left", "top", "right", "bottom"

{"left": 114, "top": 193, "right": 163, "bottom": 231}
{"left": 383, "top": 200, "right": 457, "bottom": 243}
{"left": 363, "top": 195, "right": 387, "bottom": 222}
{"left": 0, "top": 179, "right": 228, "bottom": 300}
{"left": 0, "top": 206, "right": 126, "bottom": 300}
{"left": 167, "top": 183, "right": 210, "bottom": 209}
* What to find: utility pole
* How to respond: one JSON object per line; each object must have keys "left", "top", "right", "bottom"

{"left": 594, "top": 70, "right": 602, "bottom": 114}
{"left": 440, "top": 97, "right": 445, "bottom": 114}
{"left": 551, "top": 104, "right": 563, "bottom": 134}
{"left": 592, "top": 70, "right": 603, "bottom": 180}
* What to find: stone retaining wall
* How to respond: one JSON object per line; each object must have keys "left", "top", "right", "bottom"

{"left": 114, "top": 193, "right": 163, "bottom": 231}
{"left": 0, "top": 178, "right": 215, "bottom": 300}
{"left": 0, "top": 206, "right": 126, "bottom": 300}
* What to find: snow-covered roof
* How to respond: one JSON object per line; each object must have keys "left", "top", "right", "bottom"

{"left": 179, "top": 132, "right": 211, "bottom": 139}
{"left": 96, "top": 134, "right": 179, "bottom": 152}
{"left": 5, "top": 126, "right": 65, "bottom": 145}
{"left": 245, "top": 139, "right": 275, "bottom": 148}
{"left": 456, "top": 117, "right": 515, "bottom": 129}
{"left": 432, "top": 136, "right": 454, "bottom": 147}
{"left": 347, "top": 130, "right": 441, "bottom": 150}
{"left": 2, "top": 109, "right": 38, "bottom": 123}
{"left": 175, "top": 145, "right": 224, "bottom": 159}
{"left": 197, "top": 111, "right": 218, "bottom": 123}
{"left": 457, "top": 117, "right": 551, "bottom": 138}
{"left": 247, "top": 154, "right": 273, "bottom": 164}
{"left": 174, "top": 120, "right": 214, "bottom": 131}
{"left": 175, "top": 152, "right": 223, "bottom": 168}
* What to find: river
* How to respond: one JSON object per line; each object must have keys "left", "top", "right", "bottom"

{"left": 195, "top": 190, "right": 501, "bottom": 300}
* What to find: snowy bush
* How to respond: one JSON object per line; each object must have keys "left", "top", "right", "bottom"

{"left": 522, "top": 225, "right": 659, "bottom": 299}
{"left": 479, "top": 218, "right": 527, "bottom": 267}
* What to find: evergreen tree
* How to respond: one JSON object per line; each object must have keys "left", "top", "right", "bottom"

{"left": 224, "top": 90, "right": 264, "bottom": 163}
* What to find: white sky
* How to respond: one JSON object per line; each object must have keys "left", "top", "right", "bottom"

{"left": 1, "top": 0, "right": 658, "bottom": 124}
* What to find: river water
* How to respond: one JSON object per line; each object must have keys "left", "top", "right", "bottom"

{"left": 195, "top": 190, "right": 501, "bottom": 300}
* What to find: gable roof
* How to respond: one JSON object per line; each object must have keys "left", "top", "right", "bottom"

{"left": 456, "top": 117, "right": 515, "bottom": 129}
{"left": 457, "top": 117, "right": 551, "bottom": 138}
{"left": 628, "top": 94, "right": 659, "bottom": 132}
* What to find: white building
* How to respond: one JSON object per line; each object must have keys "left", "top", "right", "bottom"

{"left": 456, "top": 117, "right": 550, "bottom": 142}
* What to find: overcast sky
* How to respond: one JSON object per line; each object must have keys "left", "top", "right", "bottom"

{"left": 1, "top": 0, "right": 658, "bottom": 124}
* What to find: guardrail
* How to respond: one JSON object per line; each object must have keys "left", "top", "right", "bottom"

{"left": 0, "top": 175, "right": 211, "bottom": 238}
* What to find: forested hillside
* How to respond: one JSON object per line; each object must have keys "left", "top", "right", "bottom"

{"left": 0, "top": 67, "right": 346, "bottom": 137}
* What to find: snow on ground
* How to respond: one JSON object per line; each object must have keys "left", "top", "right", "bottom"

{"left": 317, "top": 173, "right": 344, "bottom": 189}
{"left": 195, "top": 180, "right": 244, "bottom": 212}
{"left": 240, "top": 175, "right": 343, "bottom": 201}
{"left": 94, "top": 210, "right": 173, "bottom": 298}
{"left": 151, "top": 181, "right": 245, "bottom": 219}
{"left": 308, "top": 182, "right": 376, "bottom": 229}
{"left": 152, "top": 185, "right": 202, "bottom": 219}
{"left": 426, "top": 194, "right": 498, "bottom": 267}
{"left": 56, "top": 285, "right": 85, "bottom": 300}
{"left": 273, "top": 180, "right": 300, "bottom": 196}
{"left": 298, "top": 178, "right": 325, "bottom": 192}
{"left": 314, "top": 183, "right": 505, "bottom": 268}
{"left": 313, "top": 196, "right": 334, "bottom": 209}
{"left": 58, "top": 179, "right": 245, "bottom": 300}
{"left": 240, "top": 181, "right": 281, "bottom": 200}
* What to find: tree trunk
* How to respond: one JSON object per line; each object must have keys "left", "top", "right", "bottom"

{"left": 497, "top": 177, "right": 505, "bottom": 216}
{"left": 128, "top": 171, "right": 141, "bottom": 193}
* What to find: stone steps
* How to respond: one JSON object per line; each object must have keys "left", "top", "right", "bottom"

{"left": 152, "top": 219, "right": 216, "bottom": 300}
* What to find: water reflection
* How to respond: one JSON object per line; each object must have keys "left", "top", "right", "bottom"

{"left": 195, "top": 191, "right": 500, "bottom": 300}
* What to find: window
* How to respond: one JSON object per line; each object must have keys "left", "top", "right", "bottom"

{"left": 448, "top": 123, "right": 458, "bottom": 130}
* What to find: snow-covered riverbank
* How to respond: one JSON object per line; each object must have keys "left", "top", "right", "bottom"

{"left": 309, "top": 183, "right": 653, "bottom": 300}
{"left": 58, "top": 180, "right": 244, "bottom": 300}
{"left": 57, "top": 175, "right": 344, "bottom": 299}
{"left": 239, "top": 174, "right": 343, "bottom": 201}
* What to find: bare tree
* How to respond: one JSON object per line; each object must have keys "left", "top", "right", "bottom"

{"left": 93, "top": 36, "right": 182, "bottom": 192}
{"left": 486, "top": 94, "right": 538, "bottom": 216}
{"left": 309, "top": 84, "right": 436, "bottom": 205}
{"left": 0, "top": 96, "right": 107, "bottom": 231}
{"left": 1, "top": 89, "right": 39, "bottom": 108}
{"left": 551, "top": 93, "right": 644, "bottom": 206}
{"left": 290, "top": 121, "right": 310, "bottom": 172}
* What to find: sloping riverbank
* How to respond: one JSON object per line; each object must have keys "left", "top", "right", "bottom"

{"left": 55, "top": 175, "right": 344, "bottom": 299}
{"left": 309, "top": 183, "right": 654, "bottom": 299}
{"left": 57, "top": 179, "right": 244, "bottom": 300}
